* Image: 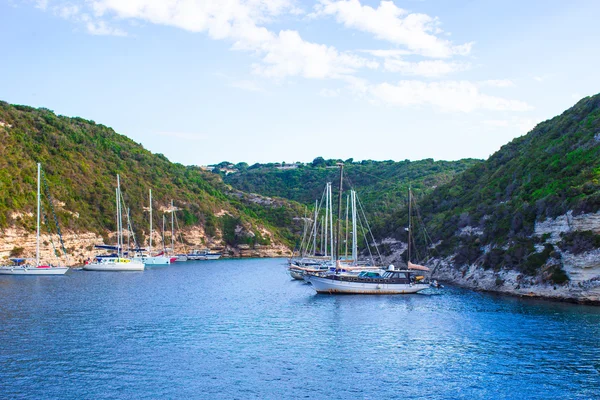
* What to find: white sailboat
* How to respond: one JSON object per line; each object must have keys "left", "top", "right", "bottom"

{"left": 308, "top": 169, "right": 430, "bottom": 294}
{"left": 167, "top": 200, "right": 188, "bottom": 262}
{"left": 84, "top": 175, "right": 144, "bottom": 272}
{"left": 0, "top": 163, "right": 69, "bottom": 275}
{"left": 133, "top": 189, "right": 171, "bottom": 266}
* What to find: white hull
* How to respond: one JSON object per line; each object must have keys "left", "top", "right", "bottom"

{"left": 204, "top": 254, "right": 221, "bottom": 260}
{"left": 133, "top": 255, "right": 171, "bottom": 265}
{"left": 175, "top": 255, "right": 188, "bottom": 262}
{"left": 0, "top": 266, "right": 69, "bottom": 275}
{"left": 310, "top": 276, "right": 429, "bottom": 294}
{"left": 83, "top": 261, "right": 144, "bottom": 271}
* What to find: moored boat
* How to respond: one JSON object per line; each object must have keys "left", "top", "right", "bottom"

{"left": 84, "top": 175, "right": 145, "bottom": 272}
{"left": 0, "top": 164, "right": 69, "bottom": 276}
{"left": 83, "top": 257, "right": 144, "bottom": 271}
{"left": 309, "top": 266, "right": 429, "bottom": 294}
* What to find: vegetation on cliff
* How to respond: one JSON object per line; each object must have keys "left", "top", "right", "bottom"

{"left": 223, "top": 157, "right": 480, "bottom": 233}
{"left": 381, "top": 94, "right": 600, "bottom": 282}
{"left": 0, "top": 101, "right": 303, "bottom": 248}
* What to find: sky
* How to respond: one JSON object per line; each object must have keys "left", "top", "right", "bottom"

{"left": 1, "top": 0, "right": 600, "bottom": 166}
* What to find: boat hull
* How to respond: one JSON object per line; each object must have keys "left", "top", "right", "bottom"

{"left": 0, "top": 266, "right": 69, "bottom": 275}
{"left": 309, "top": 276, "right": 429, "bottom": 294}
{"left": 289, "top": 269, "right": 305, "bottom": 280}
{"left": 134, "top": 256, "right": 171, "bottom": 265}
{"left": 83, "top": 261, "right": 144, "bottom": 271}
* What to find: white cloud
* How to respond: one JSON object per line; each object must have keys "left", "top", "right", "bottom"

{"left": 368, "top": 80, "right": 532, "bottom": 112}
{"left": 251, "top": 30, "right": 378, "bottom": 79}
{"left": 314, "top": 0, "right": 473, "bottom": 58}
{"left": 479, "top": 79, "right": 515, "bottom": 88}
{"left": 360, "top": 49, "right": 413, "bottom": 58}
{"left": 383, "top": 59, "right": 470, "bottom": 77}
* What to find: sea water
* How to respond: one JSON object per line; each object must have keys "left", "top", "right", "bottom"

{"left": 0, "top": 258, "right": 598, "bottom": 399}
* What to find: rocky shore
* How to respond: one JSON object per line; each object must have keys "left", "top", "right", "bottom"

{"left": 380, "top": 210, "right": 600, "bottom": 305}
{"left": 0, "top": 227, "right": 291, "bottom": 266}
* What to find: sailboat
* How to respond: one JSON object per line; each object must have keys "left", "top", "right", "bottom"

{"left": 0, "top": 163, "right": 69, "bottom": 275}
{"left": 167, "top": 200, "right": 188, "bottom": 262}
{"left": 308, "top": 169, "right": 430, "bottom": 294}
{"left": 288, "top": 184, "right": 335, "bottom": 280}
{"left": 132, "top": 189, "right": 171, "bottom": 266}
{"left": 83, "top": 175, "right": 144, "bottom": 271}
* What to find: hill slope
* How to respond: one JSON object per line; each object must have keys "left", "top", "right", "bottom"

{"left": 0, "top": 101, "right": 304, "bottom": 257}
{"left": 380, "top": 94, "right": 600, "bottom": 302}
{"left": 223, "top": 158, "right": 481, "bottom": 232}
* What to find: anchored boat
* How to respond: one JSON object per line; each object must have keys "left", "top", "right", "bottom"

{"left": 309, "top": 265, "right": 429, "bottom": 294}
{"left": 0, "top": 164, "right": 68, "bottom": 276}
{"left": 84, "top": 175, "right": 144, "bottom": 271}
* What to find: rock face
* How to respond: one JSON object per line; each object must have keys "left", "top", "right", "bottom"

{"left": 378, "top": 211, "right": 600, "bottom": 304}
{"left": 430, "top": 211, "right": 600, "bottom": 304}
{"left": 0, "top": 226, "right": 291, "bottom": 266}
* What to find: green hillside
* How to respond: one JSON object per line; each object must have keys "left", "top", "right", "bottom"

{"left": 0, "top": 101, "right": 303, "bottom": 247}
{"left": 223, "top": 158, "right": 481, "bottom": 231}
{"left": 381, "top": 94, "right": 600, "bottom": 281}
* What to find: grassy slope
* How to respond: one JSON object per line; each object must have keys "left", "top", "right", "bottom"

{"left": 381, "top": 94, "right": 600, "bottom": 280}
{"left": 0, "top": 102, "right": 303, "bottom": 247}
{"left": 224, "top": 158, "right": 481, "bottom": 233}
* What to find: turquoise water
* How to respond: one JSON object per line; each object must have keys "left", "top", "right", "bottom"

{"left": 0, "top": 258, "right": 599, "bottom": 399}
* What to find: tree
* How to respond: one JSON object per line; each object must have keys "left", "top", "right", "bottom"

{"left": 312, "top": 157, "right": 326, "bottom": 168}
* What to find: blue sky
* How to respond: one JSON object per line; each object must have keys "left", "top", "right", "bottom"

{"left": 1, "top": 0, "right": 599, "bottom": 165}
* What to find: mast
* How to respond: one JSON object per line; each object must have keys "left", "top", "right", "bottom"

{"left": 351, "top": 190, "right": 357, "bottom": 265}
{"left": 171, "top": 199, "right": 175, "bottom": 253}
{"left": 162, "top": 215, "right": 166, "bottom": 252}
{"left": 344, "top": 194, "right": 349, "bottom": 260}
{"left": 329, "top": 182, "right": 334, "bottom": 264}
{"left": 117, "top": 175, "right": 123, "bottom": 258}
{"left": 313, "top": 199, "right": 317, "bottom": 256}
{"left": 324, "top": 183, "right": 329, "bottom": 257}
{"left": 335, "top": 163, "right": 344, "bottom": 262}
{"left": 36, "top": 163, "right": 41, "bottom": 267}
{"left": 320, "top": 216, "right": 324, "bottom": 254}
{"left": 149, "top": 189, "right": 153, "bottom": 254}
{"left": 408, "top": 187, "right": 412, "bottom": 264}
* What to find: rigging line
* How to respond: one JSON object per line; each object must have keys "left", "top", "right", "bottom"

{"left": 40, "top": 169, "right": 69, "bottom": 262}
{"left": 119, "top": 190, "right": 138, "bottom": 250}
{"left": 345, "top": 167, "right": 402, "bottom": 186}
{"left": 303, "top": 186, "right": 327, "bottom": 257}
{"left": 356, "top": 208, "right": 375, "bottom": 265}
{"left": 39, "top": 199, "right": 60, "bottom": 263}
{"left": 173, "top": 205, "right": 187, "bottom": 254}
{"left": 356, "top": 193, "right": 383, "bottom": 265}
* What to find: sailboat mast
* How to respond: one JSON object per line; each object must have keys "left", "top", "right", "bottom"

{"left": 117, "top": 175, "right": 122, "bottom": 258}
{"left": 351, "top": 190, "right": 357, "bottom": 264}
{"left": 313, "top": 200, "right": 317, "bottom": 256}
{"left": 329, "top": 183, "right": 334, "bottom": 264}
{"left": 162, "top": 215, "right": 166, "bottom": 252}
{"left": 335, "top": 163, "right": 344, "bottom": 262}
{"left": 324, "top": 184, "right": 329, "bottom": 257}
{"left": 345, "top": 194, "right": 349, "bottom": 260}
{"left": 149, "top": 189, "right": 153, "bottom": 254}
{"left": 408, "top": 187, "right": 412, "bottom": 264}
{"left": 171, "top": 200, "right": 175, "bottom": 252}
{"left": 36, "top": 163, "right": 41, "bottom": 267}
{"left": 320, "top": 216, "right": 324, "bottom": 254}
